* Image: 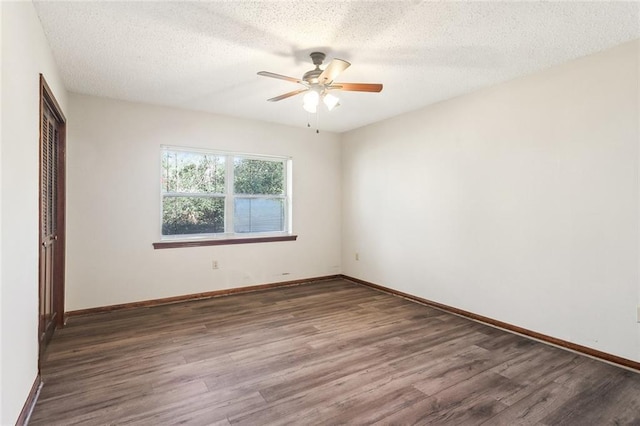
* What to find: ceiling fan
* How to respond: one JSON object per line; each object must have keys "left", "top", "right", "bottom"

{"left": 257, "top": 52, "right": 383, "bottom": 113}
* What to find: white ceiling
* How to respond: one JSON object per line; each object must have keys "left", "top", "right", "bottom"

{"left": 34, "top": 1, "right": 639, "bottom": 133}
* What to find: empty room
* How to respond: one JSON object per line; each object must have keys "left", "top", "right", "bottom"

{"left": 2, "top": 1, "right": 640, "bottom": 424}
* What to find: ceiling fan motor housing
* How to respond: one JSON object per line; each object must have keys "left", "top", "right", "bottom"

{"left": 304, "top": 52, "right": 327, "bottom": 84}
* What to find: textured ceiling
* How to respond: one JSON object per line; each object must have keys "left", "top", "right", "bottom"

{"left": 34, "top": 1, "right": 639, "bottom": 133}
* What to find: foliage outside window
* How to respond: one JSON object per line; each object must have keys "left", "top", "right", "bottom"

{"left": 161, "top": 147, "right": 290, "bottom": 239}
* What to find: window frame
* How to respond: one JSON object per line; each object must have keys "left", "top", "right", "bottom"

{"left": 157, "top": 145, "right": 294, "bottom": 246}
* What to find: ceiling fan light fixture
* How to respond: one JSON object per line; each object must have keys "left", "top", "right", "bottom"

{"left": 323, "top": 93, "right": 340, "bottom": 111}
{"left": 303, "top": 102, "right": 317, "bottom": 113}
{"left": 258, "top": 51, "right": 382, "bottom": 121}
{"left": 303, "top": 90, "right": 319, "bottom": 105}
{"left": 303, "top": 90, "right": 320, "bottom": 113}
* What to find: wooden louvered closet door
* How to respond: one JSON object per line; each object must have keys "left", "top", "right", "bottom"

{"left": 39, "top": 73, "right": 68, "bottom": 365}
{"left": 40, "top": 101, "right": 59, "bottom": 349}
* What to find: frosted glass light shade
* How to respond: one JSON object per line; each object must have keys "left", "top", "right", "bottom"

{"left": 303, "top": 90, "right": 319, "bottom": 105}
{"left": 303, "top": 102, "right": 317, "bottom": 113}
{"left": 323, "top": 93, "right": 340, "bottom": 111}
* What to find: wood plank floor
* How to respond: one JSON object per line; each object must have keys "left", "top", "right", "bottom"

{"left": 31, "top": 279, "right": 640, "bottom": 425}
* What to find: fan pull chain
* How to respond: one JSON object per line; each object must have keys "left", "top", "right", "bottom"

{"left": 306, "top": 111, "right": 320, "bottom": 134}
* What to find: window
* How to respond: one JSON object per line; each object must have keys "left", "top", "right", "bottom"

{"left": 160, "top": 146, "right": 291, "bottom": 241}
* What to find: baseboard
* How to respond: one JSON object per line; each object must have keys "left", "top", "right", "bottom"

{"left": 15, "top": 375, "right": 42, "bottom": 426}
{"left": 342, "top": 274, "right": 640, "bottom": 372}
{"left": 66, "top": 275, "right": 342, "bottom": 318}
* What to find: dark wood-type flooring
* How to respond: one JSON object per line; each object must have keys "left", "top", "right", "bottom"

{"left": 31, "top": 279, "right": 640, "bottom": 425}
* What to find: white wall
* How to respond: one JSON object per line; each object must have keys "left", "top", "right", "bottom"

{"left": 342, "top": 40, "right": 640, "bottom": 362}
{"left": 66, "top": 94, "right": 342, "bottom": 310}
{"left": 0, "top": 2, "right": 68, "bottom": 423}
{"left": 0, "top": 3, "right": 4, "bottom": 420}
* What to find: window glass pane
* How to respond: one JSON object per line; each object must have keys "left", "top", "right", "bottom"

{"left": 234, "top": 158, "right": 284, "bottom": 195}
{"left": 163, "top": 196, "right": 225, "bottom": 235}
{"left": 162, "top": 150, "right": 225, "bottom": 194}
{"left": 234, "top": 198, "right": 284, "bottom": 233}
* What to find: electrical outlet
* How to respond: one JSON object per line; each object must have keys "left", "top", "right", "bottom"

{"left": 212, "top": 260, "right": 219, "bottom": 270}
{"left": 355, "top": 252, "right": 359, "bottom": 261}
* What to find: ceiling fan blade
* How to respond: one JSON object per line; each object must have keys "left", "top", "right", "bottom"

{"left": 267, "top": 89, "right": 308, "bottom": 102}
{"left": 258, "top": 71, "right": 303, "bottom": 84}
{"left": 318, "top": 59, "right": 351, "bottom": 85}
{"left": 330, "top": 83, "right": 383, "bottom": 92}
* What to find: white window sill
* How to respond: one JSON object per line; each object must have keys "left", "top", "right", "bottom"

{"left": 152, "top": 234, "right": 297, "bottom": 249}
